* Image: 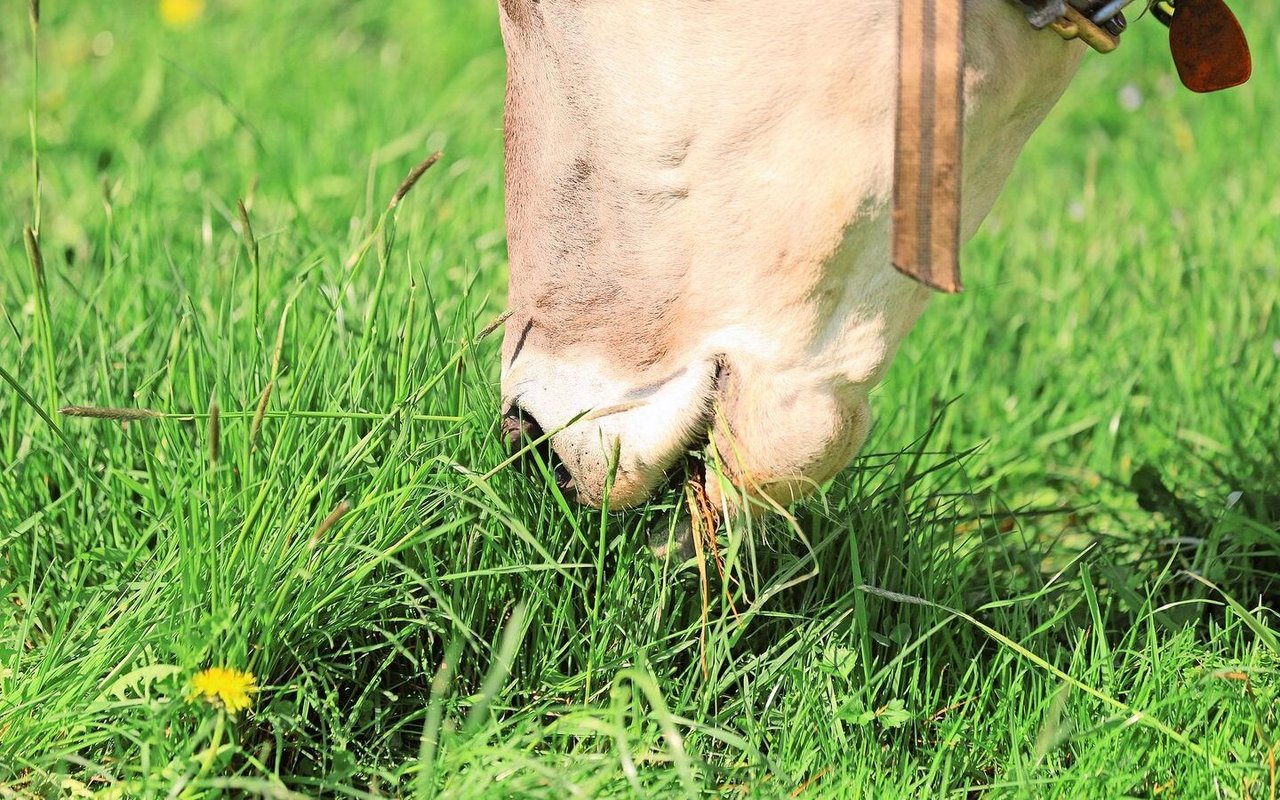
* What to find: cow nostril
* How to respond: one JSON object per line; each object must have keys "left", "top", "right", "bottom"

{"left": 501, "top": 405, "right": 544, "bottom": 453}
{"left": 501, "top": 405, "right": 575, "bottom": 493}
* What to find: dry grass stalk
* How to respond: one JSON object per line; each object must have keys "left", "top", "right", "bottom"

{"left": 688, "top": 479, "right": 712, "bottom": 679}
{"left": 310, "top": 499, "right": 351, "bottom": 548}
{"left": 685, "top": 455, "right": 739, "bottom": 678}
{"left": 388, "top": 151, "right": 442, "bottom": 211}
{"left": 60, "top": 406, "right": 163, "bottom": 421}
{"left": 686, "top": 458, "right": 737, "bottom": 618}
{"left": 685, "top": 457, "right": 723, "bottom": 544}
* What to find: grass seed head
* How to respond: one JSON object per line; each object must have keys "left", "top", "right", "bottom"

{"left": 477, "top": 310, "right": 512, "bottom": 342}
{"left": 60, "top": 405, "right": 163, "bottom": 421}
{"left": 236, "top": 199, "right": 258, "bottom": 267}
{"left": 250, "top": 380, "right": 273, "bottom": 447}
{"left": 23, "top": 226, "right": 44, "bottom": 287}
{"left": 208, "top": 395, "right": 221, "bottom": 466}
{"left": 388, "top": 151, "right": 442, "bottom": 211}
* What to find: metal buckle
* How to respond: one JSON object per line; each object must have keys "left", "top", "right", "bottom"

{"left": 1014, "top": 0, "right": 1069, "bottom": 29}
{"left": 1050, "top": 5, "right": 1121, "bottom": 52}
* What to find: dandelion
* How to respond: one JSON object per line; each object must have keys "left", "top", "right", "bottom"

{"left": 189, "top": 666, "right": 256, "bottom": 715}
{"left": 159, "top": 0, "right": 205, "bottom": 28}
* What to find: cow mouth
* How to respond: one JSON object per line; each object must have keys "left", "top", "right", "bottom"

{"left": 660, "top": 435, "right": 715, "bottom": 503}
{"left": 506, "top": 413, "right": 715, "bottom": 508}
{"left": 499, "top": 407, "right": 577, "bottom": 493}
{"left": 502, "top": 357, "right": 726, "bottom": 508}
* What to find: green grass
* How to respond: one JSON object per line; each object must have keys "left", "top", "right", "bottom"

{"left": 2, "top": 1, "right": 1278, "bottom": 797}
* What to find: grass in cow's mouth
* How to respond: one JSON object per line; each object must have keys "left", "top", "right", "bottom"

{"left": 2, "top": 1, "right": 1278, "bottom": 797}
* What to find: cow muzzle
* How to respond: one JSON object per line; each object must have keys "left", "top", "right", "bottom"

{"left": 500, "top": 351, "right": 720, "bottom": 508}
{"left": 500, "top": 349, "right": 873, "bottom": 513}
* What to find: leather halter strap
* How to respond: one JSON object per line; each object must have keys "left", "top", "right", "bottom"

{"left": 892, "top": 0, "right": 966, "bottom": 294}
{"left": 891, "top": 0, "right": 1251, "bottom": 293}
{"left": 892, "top": 0, "right": 1128, "bottom": 294}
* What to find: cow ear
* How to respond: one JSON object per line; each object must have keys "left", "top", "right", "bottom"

{"left": 1169, "top": 0, "right": 1251, "bottom": 93}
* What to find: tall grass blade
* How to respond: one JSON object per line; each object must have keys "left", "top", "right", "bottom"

{"left": 857, "top": 583, "right": 1212, "bottom": 763}
{"left": 462, "top": 602, "right": 528, "bottom": 737}
{"left": 1184, "top": 572, "right": 1280, "bottom": 656}
{"left": 236, "top": 199, "right": 260, "bottom": 320}
{"left": 23, "top": 226, "right": 56, "bottom": 418}
{"left": 417, "top": 638, "right": 463, "bottom": 799}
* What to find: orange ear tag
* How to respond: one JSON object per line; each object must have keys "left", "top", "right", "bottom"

{"left": 1169, "top": 0, "right": 1252, "bottom": 93}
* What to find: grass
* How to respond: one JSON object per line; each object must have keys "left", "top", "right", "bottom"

{"left": 1, "top": 1, "right": 1278, "bottom": 797}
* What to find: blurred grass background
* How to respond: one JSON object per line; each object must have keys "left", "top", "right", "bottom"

{"left": 1, "top": 1, "right": 1277, "bottom": 797}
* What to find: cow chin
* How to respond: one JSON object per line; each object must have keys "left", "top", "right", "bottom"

{"left": 703, "top": 365, "right": 873, "bottom": 514}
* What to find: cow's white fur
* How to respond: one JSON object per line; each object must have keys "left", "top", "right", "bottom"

{"left": 500, "top": 0, "right": 1083, "bottom": 509}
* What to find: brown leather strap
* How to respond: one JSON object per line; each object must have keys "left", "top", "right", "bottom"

{"left": 893, "top": 0, "right": 966, "bottom": 293}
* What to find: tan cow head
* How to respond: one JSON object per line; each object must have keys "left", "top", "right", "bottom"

{"left": 498, "top": 0, "right": 1082, "bottom": 512}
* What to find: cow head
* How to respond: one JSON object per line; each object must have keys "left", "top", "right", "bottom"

{"left": 498, "top": 0, "right": 1082, "bottom": 512}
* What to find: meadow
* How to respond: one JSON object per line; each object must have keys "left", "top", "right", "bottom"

{"left": 1, "top": 1, "right": 1278, "bottom": 796}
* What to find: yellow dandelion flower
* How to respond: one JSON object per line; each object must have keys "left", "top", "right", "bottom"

{"left": 159, "top": 0, "right": 205, "bottom": 28}
{"left": 189, "top": 666, "right": 256, "bottom": 715}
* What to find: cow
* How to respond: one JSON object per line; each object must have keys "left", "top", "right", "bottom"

{"left": 496, "top": 0, "right": 1085, "bottom": 516}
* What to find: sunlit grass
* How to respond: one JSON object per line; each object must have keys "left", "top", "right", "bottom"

{"left": 1, "top": 1, "right": 1277, "bottom": 797}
